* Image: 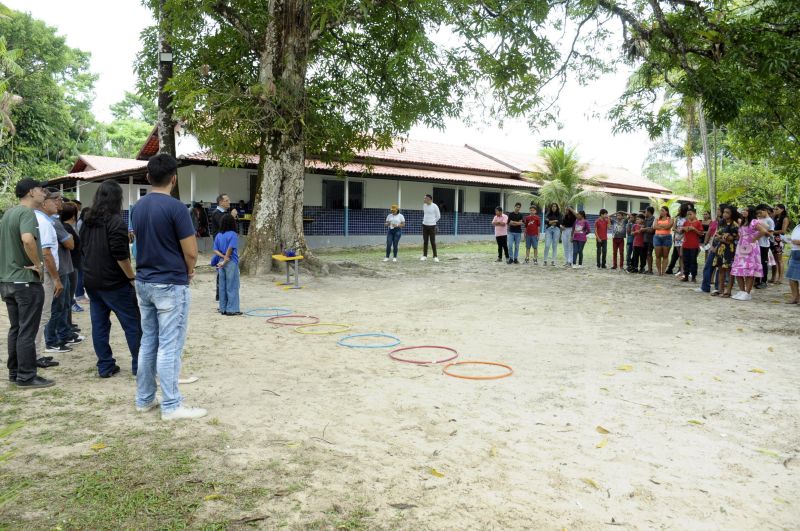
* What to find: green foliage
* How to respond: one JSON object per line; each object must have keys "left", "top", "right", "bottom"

{"left": 0, "top": 6, "right": 97, "bottom": 179}
{"left": 109, "top": 90, "right": 157, "bottom": 123}
{"left": 86, "top": 118, "right": 153, "bottom": 159}
{"left": 526, "top": 145, "right": 605, "bottom": 211}
{"left": 693, "top": 161, "right": 790, "bottom": 210}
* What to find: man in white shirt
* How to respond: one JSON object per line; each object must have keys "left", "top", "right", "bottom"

{"left": 755, "top": 204, "right": 775, "bottom": 289}
{"left": 34, "top": 190, "right": 65, "bottom": 366}
{"left": 421, "top": 194, "right": 440, "bottom": 262}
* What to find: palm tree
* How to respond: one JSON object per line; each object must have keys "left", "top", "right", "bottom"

{"left": 524, "top": 145, "right": 605, "bottom": 211}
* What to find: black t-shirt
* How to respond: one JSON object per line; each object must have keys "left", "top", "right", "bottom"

{"left": 507, "top": 211, "right": 524, "bottom": 233}
{"left": 546, "top": 212, "right": 562, "bottom": 227}
{"left": 562, "top": 211, "right": 576, "bottom": 228}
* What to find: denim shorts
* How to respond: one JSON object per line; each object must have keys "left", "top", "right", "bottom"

{"left": 525, "top": 235, "right": 539, "bottom": 249}
{"left": 786, "top": 250, "right": 800, "bottom": 281}
{"left": 653, "top": 234, "right": 672, "bottom": 247}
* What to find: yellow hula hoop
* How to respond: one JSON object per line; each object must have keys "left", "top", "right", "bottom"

{"left": 294, "top": 323, "right": 353, "bottom": 335}
{"left": 442, "top": 361, "right": 514, "bottom": 380}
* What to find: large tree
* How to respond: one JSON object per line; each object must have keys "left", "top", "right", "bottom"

{"left": 135, "top": 0, "right": 609, "bottom": 273}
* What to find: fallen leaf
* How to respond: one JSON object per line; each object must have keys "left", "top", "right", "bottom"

{"left": 90, "top": 443, "right": 107, "bottom": 451}
{"left": 713, "top": 376, "right": 722, "bottom": 382}
{"left": 599, "top": 387, "right": 609, "bottom": 392}
{"left": 389, "top": 503, "right": 417, "bottom": 510}
{"left": 736, "top": 327, "right": 743, "bottom": 332}
{"left": 581, "top": 477, "right": 600, "bottom": 490}
{"left": 685, "top": 320, "right": 692, "bottom": 325}
{"left": 749, "top": 368, "right": 766, "bottom": 374}
{"left": 596, "top": 426, "right": 611, "bottom": 434}
{"left": 204, "top": 494, "right": 222, "bottom": 501}
{"left": 756, "top": 448, "right": 781, "bottom": 459}
{"left": 768, "top": 347, "right": 774, "bottom": 352}
{"left": 428, "top": 467, "right": 445, "bottom": 478}
{"left": 285, "top": 441, "right": 301, "bottom": 448}
{"left": 596, "top": 439, "right": 608, "bottom": 448}
{"left": 490, "top": 446, "right": 498, "bottom": 457}
{"left": 774, "top": 497, "right": 789, "bottom": 505}
{"left": 617, "top": 365, "right": 633, "bottom": 372}
{"left": 603, "top": 372, "right": 616, "bottom": 376}
{"left": 687, "top": 420, "right": 704, "bottom": 425}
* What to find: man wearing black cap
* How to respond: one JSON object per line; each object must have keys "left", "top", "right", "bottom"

{"left": 0, "top": 178, "right": 54, "bottom": 388}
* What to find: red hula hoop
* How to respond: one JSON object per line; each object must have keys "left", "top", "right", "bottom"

{"left": 388, "top": 345, "right": 459, "bottom": 365}
{"left": 266, "top": 314, "right": 320, "bottom": 326}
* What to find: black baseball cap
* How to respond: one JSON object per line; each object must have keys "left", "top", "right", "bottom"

{"left": 14, "top": 178, "right": 46, "bottom": 198}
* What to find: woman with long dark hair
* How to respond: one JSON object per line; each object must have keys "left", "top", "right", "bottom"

{"left": 771, "top": 204, "right": 791, "bottom": 284}
{"left": 543, "top": 203, "right": 561, "bottom": 266}
{"left": 731, "top": 206, "right": 770, "bottom": 301}
{"left": 652, "top": 206, "right": 673, "bottom": 276}
{"left": 80, "top": 181, "right": 142, "bottom": 377}
{"left": 666, "top": 202, "right": 690, "bottom": 276}
{"left": 712, "top": 205, "right": 738, "bottom": 298}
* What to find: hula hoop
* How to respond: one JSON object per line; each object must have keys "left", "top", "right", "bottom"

{"left": 389, "top": 345, "right": 458, "bottom": 365}
{"left": 442, "top": 361, "right": 513, "bottom": 380}
{"left": 294, "top": 323, "right": 352, "bottom": 335}
{"left": 266, "top": 315, "right": 320, "bottom": 326}
{"left": 245, "top": 307, "right": 293, "bottom": 317}
{"left": 337, "top": 333, "right": 401, "bottom": 349}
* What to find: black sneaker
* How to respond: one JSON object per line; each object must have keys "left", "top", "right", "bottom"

{"left": 513, "top": 259, "right": 520, "bottom": 264}
{"left": 36, "top": 358, "right": 60, "bottom": 368}
{"left": 755, "top": 282, "right": 767, "bottom": 289}
{"left": 507, "top": 259, "right": 513, "bottom": 264}
{"left": 99, "top": 365, "right": 121, "bottom": 378}
{"left": 496, "top": 258, "right": 502, "bottom": 262}
{"left": 45, "top": 344, "right": 72, "bottom": 353}
{"left": 16, "top": 376, "right": 55, "bottom": 389}
{"left": 8, "top": 373, "right": 16, "bottom": 382}
{"left": 65, "top": 335, "right": 85, "bottom": 345}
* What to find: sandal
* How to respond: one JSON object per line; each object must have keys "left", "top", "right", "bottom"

{"left": 721, "top": 292, "right": 732, "bottom": 298}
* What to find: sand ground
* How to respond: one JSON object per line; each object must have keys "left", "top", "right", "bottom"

{"left": 1, "top": 244, "right": 799, "bottom": 529}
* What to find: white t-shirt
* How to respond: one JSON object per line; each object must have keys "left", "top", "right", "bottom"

{"left": 758, "top": 216, "right": 775, "bottom": 247}
{"left": 35, "top": 209, "right": 59, "bottom": 270}
{"left": 789, "top": 224, "right": 800, "bottom": 251}
{"left": 422, "top": 203, "right": 440, "bottom": 226}
{"left": 386, "top": 213, "right": 405, "bottom": 229}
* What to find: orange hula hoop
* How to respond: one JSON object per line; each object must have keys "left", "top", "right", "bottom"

{"left": 442, "top": 361, "right": 513, "bottom": 380}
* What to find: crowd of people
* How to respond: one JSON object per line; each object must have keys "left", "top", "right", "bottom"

{"left": 0, "top": 155, "right": 241, "bottom": 421}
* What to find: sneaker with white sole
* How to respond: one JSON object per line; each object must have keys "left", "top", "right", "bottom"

{"left": 392, "top": 258, "right": 397, "bottom": 262}
{"left": 693, "top": 287, "right": 704, "bottom": 293}
{"left": 136, "top": 400, "right": 159, "bottom": 413}
{"left": 420, "top": 256, "right": 427, "bottom": 261}
{"left": 383, "top": 257, "right": 389, "bottom": 262}
{"left": 45, "top": 344, "right": 72, "bottom": 353}
{"left": 433, "top": 257, "right": 440, "bottom": 263}
{"left": 162, "top": 405, "right": 208, "bottom": 421}
{"left": 65, "top": 335, "right": 85, "bottom": 345}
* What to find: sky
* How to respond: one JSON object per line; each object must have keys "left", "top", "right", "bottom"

{"left": 6, "top": 0, "right": 654, "bottom": 172}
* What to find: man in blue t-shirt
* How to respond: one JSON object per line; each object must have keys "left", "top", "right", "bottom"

{"left": 131, "top": 154, "right": 205, "bottom": 421}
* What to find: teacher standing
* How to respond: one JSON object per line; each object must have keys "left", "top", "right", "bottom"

{"left": 421, "top": 194, "right": 440, "bottom": 263}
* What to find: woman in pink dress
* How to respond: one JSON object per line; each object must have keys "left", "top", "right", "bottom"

{"left": 731, "top": 206, "right": 770, "bottom": 301}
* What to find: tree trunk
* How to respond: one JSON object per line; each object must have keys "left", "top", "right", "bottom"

{"left": 697, "top": 101, "right": 716, "bottom": 213}
{"left": 157, "top": 0, "right": 179, "bottom": 199}
{"left": 684, "top": 99, "right": 696, "bottom": 188}
{"left": 240, "top": 0, "right": 311, "bottom": 275}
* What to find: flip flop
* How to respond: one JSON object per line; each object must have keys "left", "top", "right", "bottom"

{"left": 179, "top": 376, "right": 199, "bottom": 384}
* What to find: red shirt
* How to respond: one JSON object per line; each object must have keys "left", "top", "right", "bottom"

{"left": 523, "top": 215, "right": 540, "bottom": 236}
{"left": 595, "top": 217, "right": 609, "bottom": 240}
{"left": 682, "top": 219, "right": 703, "bottom": 249}
{"left": 632, "top": 224, "right": 644, "bottom": 247}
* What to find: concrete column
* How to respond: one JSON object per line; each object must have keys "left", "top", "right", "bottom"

{"left": 75, "top": 182, "right": 81, "bottom": 202}
{"left": 396, "top": 180, "right": 402, "bottom": 209}
{"left": 344, "top": 176, "right": 350, "bottom": 237}
{"left": 500, "top": 191, "right": 505, "bottom": 210}
{"left": 128, "top": 176, "right": 134, "bottom": 208}
{"left": 454, "top": 187, "right": 459, "bottom": 236}
{"left": 190, "top": 170, "right": 196, "bottom": 203}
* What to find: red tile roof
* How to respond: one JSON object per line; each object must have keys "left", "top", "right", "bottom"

{"left": 49, "top": 156, "right": 148, "bottom": 186}
{"left": 135, "top": 125, "right": 160, "bottom": 160}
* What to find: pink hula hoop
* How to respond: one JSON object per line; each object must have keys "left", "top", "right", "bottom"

{"left": 266, "top": 315, "right": 320, "bottom": 326}
{"left": 388, "top": 345, "right": 459, "bottom": 365}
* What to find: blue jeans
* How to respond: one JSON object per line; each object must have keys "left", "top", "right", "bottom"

{"left": 525, "top": 235, "right": 539, "bottom": 250}
{"left": 86, "top": 284, "right": 142, "bottom": 376}
{"left": 573, "top": 240, "right": 586, "bottom": 265}
{"left": 561, "top": 228, "right": 574, "bottom": 264}
{"left": 508, "top": 232, "right": 522, "bottom": 260}
{"left": 385, "top": 228, "right": 402, "bottom": 258}
{"left": 45, "top": 273, "right": 71, "bottom": 346}
{"left": 626, "top": 238, "right": 634, "bottom": 267}
{"left": 135, "top": 282, "right": 190, "bottom": 412}
{"left": 543, "top": 226, "right": 559, "bottom": 262}
{"left": 701, "top": 249, "right": 717, "bottom": 292}
{"left": 74, "top": 269, "right": 85, "bottom": 298}
{"left": 218, "top": 261, "right": 240, "bottom": 313}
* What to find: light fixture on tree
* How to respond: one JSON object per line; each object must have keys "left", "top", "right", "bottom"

{"left": 159, "top": 51, "right": 173, "bottom": 63}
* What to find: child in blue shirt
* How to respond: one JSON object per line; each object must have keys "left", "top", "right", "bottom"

{"left": 211, "top": 214, "right": 241, "bottom": 315}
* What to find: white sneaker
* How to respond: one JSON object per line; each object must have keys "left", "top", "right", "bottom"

{"left": 693, "top": 287, "right": 704, "bottom": 293}
{"left": 420, "top": 256, "right": 427, "bottom": 261}
{"left": 161, "top": 405, "right": 208, "bottom": 421}
{"left": 433, "top": 257, "right": 440, "bottom": 263}
{"left": 742, "top": 292, "right": 752, "bottom": 301}
{"left": 136, "top": 400, "right": 159, "bottom": 413}
{"left": 711, "top": 290, "right": 720, "bottom": 295}
{"left": 392, "top": 258, "right": 397, "bottom": 262}
{"left": 383, "top": 257, "right": 389, "bottom": 262}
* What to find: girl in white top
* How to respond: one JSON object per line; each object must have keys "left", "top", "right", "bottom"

{"left": 384, "top": 205, "right": 405, "bottom": 262}
{"left": 785, "top": 223, "right": 800, "bottom": 304}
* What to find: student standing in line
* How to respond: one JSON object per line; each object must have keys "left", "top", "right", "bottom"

{"left": 713, "top": 206, "right": 739, "bottom": 298}
{"left": 641, "top": 206, "right": 656, "bottom": 274}
{"left": 0, "top": 179, "right": 53, "bottom": 388}
{"left": 681, "top": 209, "right": 704, "bottom": 282}
{"left": 492, "top": 207, "right": 510, "bottom": 263}
{"left": 543, "top": 203, "right": 561, "bottom": 266}
{"left": 731, "top": 206, "right": 770, "bottom": 301}
{"left": 571, "top": 210, "right": 590, "bottom": 268}
{"left": 625, "top": 212, "right": 635, "bottom": 270}
{"left": 132, "top": 154, "right": 204, "bottom": 421}
{"left": 628, "top": 214, "right": 646, "bottom": 273}
{"left": 523, "top": 204, "right": 541, "bottom": 264}
{"left": 421, "top": 194, "right": 440, "bottom": 262}
{"left": 507, "top": 202, "right": 524, "bottom": 264}
{"left": 383, "top": 204, "right": 405, "bottom": 262}
{"left": 697, "top": 205, "right": 722, "bottom": 294}
{"left": 560, "top": 207, "right": 577, "bottom": 267}
{"left": 755, "top": 204, "right": 775, "bottom": 289}
{"left": 785, "top": 220, "right": 800, "bottom": 304}
{"left": 666, "top": 203, "right": 689, "bottom": 276}
{"left": 771, "top": 204, "right": 791, "bottom": 285}
{"left": 611, "top": 211, "right": 626, "bottom": 270}
{"left": 652, "top": 206, "right": 673, "bottom": 276}
{"left": 212, "top": 214, "right": 241, "bottom": 316}
{"left": 594, "top": 209, "right": 609, "bottom": 269}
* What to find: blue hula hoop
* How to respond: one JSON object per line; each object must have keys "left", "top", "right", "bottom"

{"left": 244, "top": 307, "right": 293, "bottom": 317}
{"left": 337, "top": 333, "right": 401, "bottom": 349}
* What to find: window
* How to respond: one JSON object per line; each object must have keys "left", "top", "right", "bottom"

{"left": 479, "top": 191, "right": 501, "bottom": 215}
{"left": 432, "top": 187, "right": 464, "bottom": 213}
{"left": 323, "top": 180, "right": 363, "bottom": 209}
{"left": 639, "top": 201, "right": 650, "bottom": 212}
{"left": 616, "top": 199, "right": 629, "bottom": 213}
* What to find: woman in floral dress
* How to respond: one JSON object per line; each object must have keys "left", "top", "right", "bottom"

{"left": 731, "top": 206, "right": 770, "bottom": 301}
{"left": 712, "top": 205, "right": 739, "bottom": 298}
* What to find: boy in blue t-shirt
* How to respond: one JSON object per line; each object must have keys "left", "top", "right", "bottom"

{"left": 211, "top": 214, "right": 241, "bottom": 315}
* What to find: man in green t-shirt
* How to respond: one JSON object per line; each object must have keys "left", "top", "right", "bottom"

{"left": 0, "top": 178, "right": 54, "bottom": 389}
